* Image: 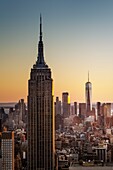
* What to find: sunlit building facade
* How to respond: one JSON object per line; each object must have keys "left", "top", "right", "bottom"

{"left": 27, "top": 15, "right": 55, "bottom": 170}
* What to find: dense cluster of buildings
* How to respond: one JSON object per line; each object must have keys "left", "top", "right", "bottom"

{"left": 0, "top": 100, "right": 27, "bottom": 170}
{"left": 54, "top": 83, "right": 113, "bottom": 168}
{"left": 1, "top": 16, "right": 113, "bottom": 170}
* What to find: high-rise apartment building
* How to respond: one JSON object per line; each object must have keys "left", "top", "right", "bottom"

{"left": 27, "top": 15, "right": 55, "bottom": 170}
{"left": 2, "top": 131, "right": 14, "bottom": 170}
{"left": 62, "top": 92, "right": 69, "bottom": 118}
{"left": 85, "top": 72, "right": 92, "bottom": 113}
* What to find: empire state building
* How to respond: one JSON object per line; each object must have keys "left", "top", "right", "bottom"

{"left": 27, "top": 15, "right": 55, "bottom": 170}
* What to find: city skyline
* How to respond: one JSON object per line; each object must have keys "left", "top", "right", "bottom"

{"left": 1, "top": 0, "right": 113, "bottom": 103}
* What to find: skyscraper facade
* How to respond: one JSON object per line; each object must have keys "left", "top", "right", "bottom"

{"left": 2, "top": 131, "right": 14, "bottom": 170}
{"left": 97, "top": 102, "right": 101, "bottom": 117}
{"left": 74, "top": 102, "right": 77, "bottom": 115}
{"left": 27, "top": 16, "right": 55, "bottom": 170}
{"left": 79, "top": 103, "right": 86, "bottom": 119}
{"left": 62, "top": 92, "right": 70, "bottom": 118}
{"left": 55, "top": 97, "right": 61, "bottom": 115}
{"left": 15, "top": 99, "right": 26, "bottom": 122}
{"left": 85, "top": 72, "right": 92, "bottom": 113}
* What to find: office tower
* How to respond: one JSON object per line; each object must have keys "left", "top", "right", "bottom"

{"left": 70, "top": 104, "right": 74, "bottom": 115}
{"left": 15, "top": 99, "right": 26, "bottom": 122}
{"left": 97, "top": 102, "right": 101, "bottom": 116}
{"left": 55, "top": 114, "right": 64, "bottom": 130}
{"left": 28, "top": 15, "right": 55, "bottom": 170}
{"left": 68, "top": 103, "right": 70, "bottom": 116}
{"left": 62, "top": 92, "right": 69, "bottom": 118}
{"left": 74, "top": 102, "right": 77, "bottom": 115}
{"left": 101, "top": 103, "right": 111, "bottom": 129}
{"left": 55, "top": 97, "right": 63, "bottom": 130}
{"left": 85, "top": 72, "right": 92, "bottom": 113}
{"left": 102, "top": 103, "right": 111, "bottom": 117}
{"left": 55, "top": 97, "right": 61, "bottom": 115}
{"left": 97, "top": 102, "right": 103, "bottom": 126}
{"left": 2, "top": 131, "right": 14, "bottom": 170}
{"left": 105, "top": 103, "right": 111, "bottom": 117}
{"left": 79, "top": 103, "right": 86, "bottom": 119}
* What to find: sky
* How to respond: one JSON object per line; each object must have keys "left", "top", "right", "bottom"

{"left": 0, "top": 0, "right": 113, "bottom": 103}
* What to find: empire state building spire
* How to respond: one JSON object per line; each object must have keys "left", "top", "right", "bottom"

{"left": 28, "top": 15, "right": 55, "bottom": 170}
{"left": 35, "top": 14, "right": 48, "bottom": 68}
{"left": 40, "top": 14, "right": 42, "bottom": 42}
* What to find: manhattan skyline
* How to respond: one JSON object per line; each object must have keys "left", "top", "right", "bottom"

{"left": 0, "top": 0, "right": 113, "bottom": 103}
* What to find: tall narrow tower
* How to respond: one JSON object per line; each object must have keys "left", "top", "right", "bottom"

{"left": 62, "top": 92, "right": 70, "bottom": 118}
{"left": 28, "top": 15, "right": 55, "bottom": 170}
{"left": 85, "top": 72, "right": 92, "bottom": 113}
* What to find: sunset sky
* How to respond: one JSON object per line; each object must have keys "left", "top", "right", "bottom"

{"left": 0, "top": 0, "right": 113, "bottom": 103}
